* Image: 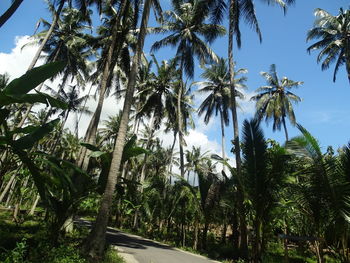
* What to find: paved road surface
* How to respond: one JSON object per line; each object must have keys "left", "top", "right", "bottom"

{"left": 79, "top": 220, "right": 219, "bottom": 263}
{"left": 106, "top": 228, "right": 220, "bottom": 263}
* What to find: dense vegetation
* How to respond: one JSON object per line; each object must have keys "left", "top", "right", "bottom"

{"left": 0, "top": 0, "right": 350, "bottom": 262}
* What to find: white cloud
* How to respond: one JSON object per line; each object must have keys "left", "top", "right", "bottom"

{"left": 0, "top": 35, "right": 43, "bottom": 79}
{"left": 237, "top": 88, "right": 256, "bottom": 116}
{"left": 0, "top": 35, "right": 125, "bottom": 138}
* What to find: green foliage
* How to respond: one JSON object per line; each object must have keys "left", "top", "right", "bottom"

{"left": 0, "top": 62, "right": 67, "bottom": 108}
{"left": 102, "top": 248, "right": 125, "bottom": 263}
{"left": 83, "top": 135, "right": 147, "bottom": 194}
{"left": 44, "top": 245, "right": 87, "bottom": 263}
{"left": 1, "top": 238, "right": 28, "bottom": 263}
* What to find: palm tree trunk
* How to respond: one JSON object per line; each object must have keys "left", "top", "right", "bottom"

{"left": 282, "top": 116, "right": 289, "bottom": 141}
{"left": 220, "top": 111, "right": 226, "bottom": 171}
{"left": 0, "top": 0, "right": 24, "bottom": 28}
{"left": 202, "top": 220, "right": 209, "bottom": 250}
{"left": 50, "top": 110, "right": 70, "bottom": 153}
{"left": 346, "top": 59, "right": 350, "bottom": 86}
{"left": 193, "top": 220, "right": 199, "bottom": 250}
{"left": 133, "top": 113, "right": 156, "bottom": 230}
{"left": 253, "top": 219, "right": 262, "bottom": 263}
{"left": 228, "top": 0, "right": 248, "bottom": 258}
{"left": 29, "top": 194, "right": 40, "bottom": 216}
{"left": 27, "top": 1, "right": 64, "bottom": 70}
{"left": 0, "top": 173, "right": 16, "bottom": 203}
{"left": 77, "top": 1, "right": 128, "bottom": 170}
{"left": 178, "top": 61, "right": 185, "bottom": 178}
{"left": 17, "top": 42, "right": 63, "bottom": 130}
{"left": 82, "top": 0, "right": 152, "bottom": 258}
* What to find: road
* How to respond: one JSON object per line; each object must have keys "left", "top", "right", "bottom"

{"left": 78, "top": 220, "right": 220, "bottom": 263}
{"left": 106, "top": 228, "right": 220, "bottom": 263}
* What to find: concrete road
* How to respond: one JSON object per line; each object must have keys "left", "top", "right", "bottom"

{"left": 105, "top": 227, "right": 220, "bottom": 263}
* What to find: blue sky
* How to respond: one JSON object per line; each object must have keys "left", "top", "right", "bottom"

{"left": 1, "top": 0, "right": 350, "bottom": 154}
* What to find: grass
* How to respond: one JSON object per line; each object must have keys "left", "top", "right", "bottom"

{"left": 0, "top": 211, "right": 125, "bottom": 263}
{"left": 102, "top": 248, "right": 126, "bottom": 263}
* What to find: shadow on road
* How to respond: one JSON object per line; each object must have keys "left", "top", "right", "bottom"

{"left": 106, "top": 227, "right": 173, "bottom": 251}
{"left": 76, "top": 219, "right": 173, "bottom": 251}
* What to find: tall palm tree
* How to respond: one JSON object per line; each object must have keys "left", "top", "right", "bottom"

{"left": 137, "top": 55, "right": 178, "bottom": 131}
{"left": 151, "top": 0, "right": 226, "bottom": 177}
{"left": 196, "top": 58, "right": 247, "bottom": 163}
{"left": 27, "top": 0, "right": 93, "bottom": 70}
{"left": 18, "top": 6, "right": 92, "bottom": 128}
{"left": 83, "top": 0, "right": 162, "bottom": 258}
{"left": 307, "top": 8, "right": 350, "bottom": 84}
{"left": 251, "top": 64, "right": 302, "bottom": 141}
{"left": 77, "top": 0, "right": 135, "bottom": 170}
{"left": 204, "top": 0, "right": 295, "bottom": 256}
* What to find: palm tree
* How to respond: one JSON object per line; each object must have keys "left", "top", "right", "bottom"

{"left": 27, "top": 0, "right": 93, "bottom": 70}
{"left": 251, "top": 64, "right": 302, "bottom": 141}
{"left": 83, "top": 0, "right": 162, "bottom": 258}
{"left": 137, "top": 55, "right": 178, "bottom": 131}
{"left": 204, "top": 0, "right": 295, "bottom": 256}
{"left": 18, "top": 6, "right": 92, "bottom": 129}
{"left": 307, "top": 8, "right": 350, "bottom": 84}
{"left": 151, "top": 0, "right": 226, "bottom": 177}
{"left": 241, "top": 118, "right": 288, "bottom": 262}
{"left": 77, "top": 1, "right": 135, "bottom": 170}
{"left": 287, "top": 125, "right": 350, "bottom": 262}
{"left": 185, "top": 146, "right": 209, "bottom": 185}
{"left": 196, "top": 58, "right": 247, "bottom": 163}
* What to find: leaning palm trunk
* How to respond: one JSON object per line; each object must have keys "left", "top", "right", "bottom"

{"left": 228, "top": 0, "right": 248, "bottom": 258}
{"left": 27, "top": 2, "right": 64, "bottom": 71}
{"left": 29, "top": 194, "right": 40, "bottom": 216}
{"left": 0, "top": 173, "right": 16, "bottom": 203}
{"left": 77, "top": 3, "right": 127, "bottom": 170}
{"left": 0, "top": 0, "right": 24, "bottom": 28}
{"left": 82, "top": 0, "right": 153, "bottom": 258}
{"left": 17, "top": 39, "right": 64, "bottom": 130}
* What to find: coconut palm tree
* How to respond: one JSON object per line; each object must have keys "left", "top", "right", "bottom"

{"left": 151, "top": 0, "right": 226, "bottom": 177}
{"left": 251, "top": 64, "right": 302, "bottom": 141}
{"left": 27, "top": 0, "right": 93, "bottom": 70}
{"left": 241, "top": 118, "right": 289, "bottom": 262}
{"left": 83, "top": 0, "right": 163, "bottom": 258}
{"left": 287, "top": 125, "right": 350, "bottom": 262}
{"left": 77, "top": 1, "right": 136, "bottom": 170}
{"left": 196, "top": 58, "right": 247, "bottom": 163}
{"left": 33, "top": 7, "right": 92, "bottom": 88}
{"left": 18, "top": 6, "right": 93, "bottom": 129}
{"left": 137, "top": 55, "right": 179, "bottom": 131}
{"left": 307, "top": 8, "right": 350, "bottom": 84}
{"left": 203, "top": 0, "right": 295, "bottom": 256}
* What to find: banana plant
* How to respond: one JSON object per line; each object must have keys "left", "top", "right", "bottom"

{"left": 0, "top": 61, "right": 68, "bottom": 201}
{"left": 0, "top": 61, "right": 94, "bottom": 241}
